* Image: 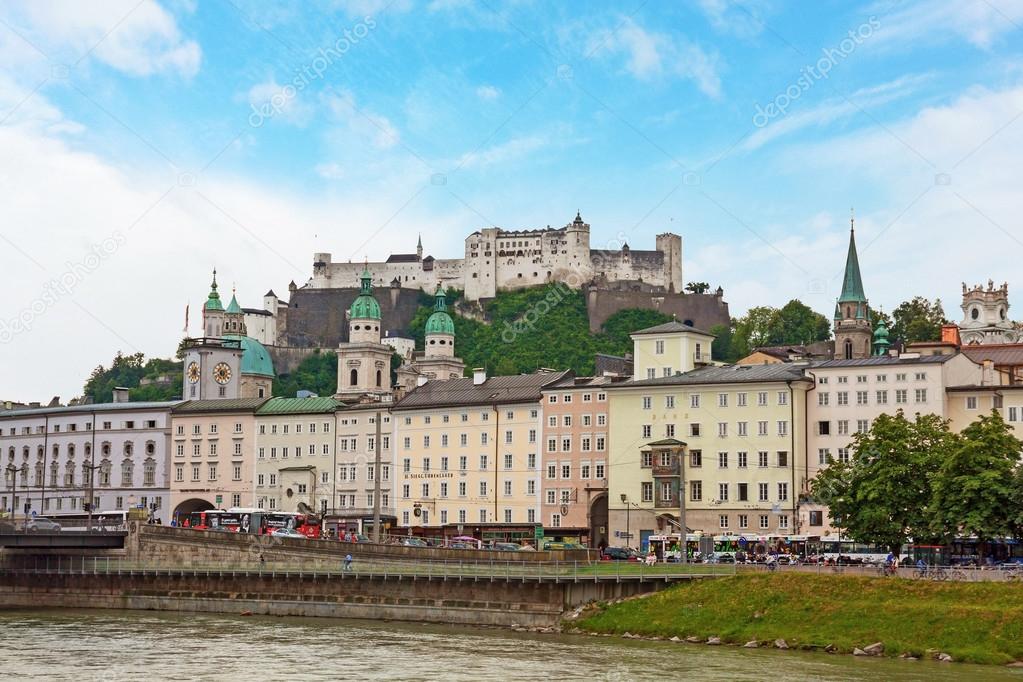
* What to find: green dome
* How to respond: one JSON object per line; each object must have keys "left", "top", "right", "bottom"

{"left": 425, "top": 285, "right": 455, "bottom": 336}
{"left": 204, "top": 270, "right": 223, "bottom": 312}
{"left": 225, "top": 334, "right": 275, "bottom": 377}
{"left": 350, "top": 268, "right": 381, "bottom": 320}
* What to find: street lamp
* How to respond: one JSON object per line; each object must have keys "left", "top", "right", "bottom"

{"left": 82, "top": 460, "right": 105, "bottom": 532}
{"left": 5, "top": 464, "right": 17, "bottom": 526}
{"left": 620, "top": 493, "right": 630, "bottom": 548}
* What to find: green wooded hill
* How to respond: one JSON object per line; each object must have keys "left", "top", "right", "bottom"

{"left": 273, "top": 285, "right": 686, "bottom": 397}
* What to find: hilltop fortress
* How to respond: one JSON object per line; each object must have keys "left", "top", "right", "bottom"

{"left": 308, "top": 212, "right": 683, "bottom": 301}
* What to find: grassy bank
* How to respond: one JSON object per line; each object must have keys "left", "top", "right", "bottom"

{"left": 575, "top": 573, "right": 1023, "bottom": 665}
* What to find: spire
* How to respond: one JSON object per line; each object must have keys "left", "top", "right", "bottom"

{"left": 433, "top": 283, "right": 447, "bottom": 312}
{"left": 360, "top": 261, "right": 372, "bottom": 295}
{"left": 204, "top": 268, "right": 224, "bottom": 311}
{"left": 839, "top": 214, "right": 867, "bottom": 303}
{"left": 226, "top": 286, "right": 243, "bottom": 315}
{"left": 417, "top": 233, "right": 423, "bottom": 259}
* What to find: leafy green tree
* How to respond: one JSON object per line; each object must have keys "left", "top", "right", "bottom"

{"left": 811, "top": 411, "right": 954, "bottom": 554}
{"left": 708, "top": 323, "right": 737, "bottom": 363}
{"left": 930, "top": 411, "right": 1022, "bottom": 544}
{"left": 732, "top": 307, "right": 778, "bottom": 358}
{"left": 891, "top": 297, "right": 948, "bottom": 343}
{"left": 684, "top": 281, "right": 710, "bottom": 294}
{"left": 83, "top": 352, "right": 182, "bottom": 403}
{"left": 272, "top": 350, "right": 337, "bottom": 398}
{"left": 768, "top": 300, "right": 831, "bottom": 345}
{"left": 600, "top": 309, "right": 673, "bottom": 356}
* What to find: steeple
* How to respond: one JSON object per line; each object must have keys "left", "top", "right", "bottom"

{"left": 204, "top": 269, "right": 223, "bottom": 311}
{"left": 416, "top": 234, "right": 423, "bottom": 260}
{"left": 840, "top": 210, "right": 867, "bottom": 304}
{"left": 873, "top": 316, "right": 891, "bottom": 356}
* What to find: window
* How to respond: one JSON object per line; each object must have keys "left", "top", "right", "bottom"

{"left": 778, "top": 482, "right": 788, "bottom": 501}
{"left": 717, "top": 422, "right": 727, "bottom": 437}
{"left": 480, "top": 455, "right": 488, "bottom": 470}
{"left": 561, "top": 437, "right": 571, "bottom": 452}
{"left": 777, "top": 451, "right": 788, "bottom": 468}
{"left": 689, "top": 450, "right": 702, "bottom": 467}
{"left": 818, "top": 448, "right": 831, "bottom": 465}
{"left": 737, "top": 451, "right": 747, "bottom": 468}
{"left": 737, "top": 421, "right": 747, "bottom": 437}
{"left": 595, "top": 462, "right": 605, "bottom": 479}
{"left": 690, "top": 423, "right": 701, "bottom": 437}
{"left": 641, "top": 396, "right": 652, "bottom": 410}
{"left": 818, "top": 392, "right": 829, "bottom": 406}
{"left": 690, "top": 480, "right": 702, "bottom": 502}
{"left": 718, "top": 393, "right": 728, "bottom": 408}
{"left": 641, "top": 482, "right": 653, "bottom": 502}
{"left": 809, "top": 510, "right": 823, "bottom": 526}
{"left": 719, "top": 514, "right": 729, "bottom": 529}
{"left": 665, "top": 424, "right": 675, "bottom": 438}
{"left": 777, "top": 421, "right": 788, "bottom": 437}
{"left": 547, "top": 438, "right": 557, "bottom": 453}
{"left": 837, "top": 448, "right": 850, "bottom": 463}
{"left": 777, "top": 391, "right": 788, "bottom": 406}
{"left": 527, "top": 453, "right": 536, "bottom": 469}
{"left": 655, "top": 339, "right": 665, "bottom": 354}
{"left": 596, "top": 436, "right": 606, "bottom": 451}
{"left": 690, "top": 394, "right": 700, "bottom": 408}
{"left": 208, "top": 464, "right": 217, "bottom": 481}
{"left": 664, "top": 395, "right": 675, "bottom": 409}
{"left": 837, "top": 391, "right": 848, "bottom": 405}
{"left": 737, "top": 483, "right": 748, "bottom": 501}
{"left": 561, "top": 464, "right": 571, "bottom": 479}
{"left": 837, "top": 420, "right": 849, "bottom": 435}
{"left": 758, "top": 451, "right": 768, "bottom": 468}
{"left": 876, "top": 390, "right": 888, "bottom": 405}
{"left": 527, "top": 480, "right": 535, "bottom": 495}
{"left": 718, "top": 482, "right": 728, "bottom": 502}
{"left": 757, "top": 421, "right": 768, "bottom": 437}
{"left": 738, "top": 514, "right": 748, "bottom": 529}
{"left": 642, "top": 451, "right": 653, "bottom": 467}
{"left": 459, "top": 455, "right": 467, "bottom": 471}
{"left": 818, "top": 420, "right": 830, "bottom": 436}
{"left": 581, "top": 437, "right": 592, "bottom": 452}
{"left": 856, "top": 391, "right": 868, "bottom": 406}
{"left": 758, "top": 483, "right": 769, "bottom": 502}
{"left": 642, "top": 425, "right": 652, "bottom": 439}
{"left": 1009, "top": 407, "right": 1019, "bottom": 422}
{"left": 915, "top": 372, "right": 927, "bottom": 381}
{"left": 479, "top": 509, "right": 487, "bottom": 523}
{"left": 757, "top": 392, "right": 768, "bottom": 406}
{"left": 647, "top": 368, "right": 655, "bottom": 379}
{"left": 966, "top": 396, "right": 978, "bottom": 410}
{"left": 896, "top": 389, "right": 908, "bottom": 404}
{"left": 856, "top": 419, "right": 870, "bottom": 434}
{"left": 718, "top": 452, "right": 728, "bottom": 468}
{"left": 528, "top": 429, "right": 537, "bottom": 444}
{"left": 547, "top": 464, "right": 557, "bottom": 479}
{"left": 737, "top": 392, "right": 747, "bottom": 407}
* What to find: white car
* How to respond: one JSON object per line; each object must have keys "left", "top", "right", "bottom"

{"left": 26, "top": 517, "right": 61, "bottom": 533}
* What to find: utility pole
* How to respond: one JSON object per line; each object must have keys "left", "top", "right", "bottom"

{"left": 678, "top": 446, "right": 687, "bottom": 565}
{"left": 371, "top": 409, "right": 382, "bottom": 543}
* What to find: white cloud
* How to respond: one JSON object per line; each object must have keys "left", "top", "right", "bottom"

{"left": 589, "top": 19, "right": 722, "bottom": 98}
{"left": 870, "top": 0, "right": 1023, "bottom": 50}
{"left": 13, "top": 0, "right": 201, "bottom": 77}
{"left": 314, "top": 161, "right": 345, "bottom": 179}
{"left": 476, "top": 85, "right": 501, "bottom": 101}
{"left": 323, "top": 89, "right": 400, "bottom": 149}
{"left": 246, "top": 76, "right": 314, "bottom": 126}
{"left": 456, "top": 134, "right": 547, "bottom": 169}
{"left": 696, "top": 0, "right": 767, "bottom": 37}
{"left": 743, "top": 74, "right": 930, "bottom": 151}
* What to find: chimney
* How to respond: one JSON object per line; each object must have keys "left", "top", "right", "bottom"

{"left": 473, "top": 368, "right": 487, "bottom": 385}
{"left": 941, "top": 324, "right": 961, "bottom": 348}
{"left": 112, "top": 387, "right": 130, "bottom": 403}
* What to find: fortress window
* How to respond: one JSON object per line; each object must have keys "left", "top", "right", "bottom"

{"left": 350, "top": 369, "right": 358, "bottom": 386}
{"left": 376, "top": 370, "right": 382, "bottom": 387}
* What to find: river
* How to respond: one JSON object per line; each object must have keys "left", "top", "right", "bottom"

{"left": 1, "top": 609, "right": 1018, "bottom": 681}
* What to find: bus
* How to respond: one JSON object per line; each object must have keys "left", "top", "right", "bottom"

{"left": 820, "top": 535, "right": 893, "bottom": 564}
{"left": 647, "top": 534, "right": 702, "bottom": 561}
{"left": 51, "top": 510, "right": 129, "bottom": 532}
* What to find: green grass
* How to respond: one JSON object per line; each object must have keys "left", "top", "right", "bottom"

{"left": 575, "top": 573, "right": 1023, "bottom": 666}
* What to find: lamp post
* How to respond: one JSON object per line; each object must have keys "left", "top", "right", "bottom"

{"left": 5, "top": 464, "right": 17, "bottom": 526}
{"left": 82, "top": 461, "right": 104, "bottom": 532}
{"left": 620, "top": 493, "right": 630, "bottom": 549}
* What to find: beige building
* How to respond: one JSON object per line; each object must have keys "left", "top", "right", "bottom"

{"left": 391, "top": 370, "right": 568, "bottom": 541}
{"left": 608, "top": 363, "right": 811, "bottom": 548}
{"left": 332, "top": 400, "right": 395, "bottom": 535}
{"left": 803, "top": 353, "right": 983, "bottom": 533}
{"left": 169, "top": 398, "right": 265, "bottom": 519}
{"left": 539, "top": 375, "right": 613, "bottom": 545}
{"left": 253, "top": 397, "right": 340, "bottom": 516}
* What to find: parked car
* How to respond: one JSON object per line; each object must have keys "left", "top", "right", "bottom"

{"left": 402, "top": 537, "right": 428, "bottom": 547}
{"left": 271, "top": 528, "right": 306, "bottom": 540}
{"left": 601, "top": 547, "right": 641, "bottom": 561}
{"left": 491, "top": 542, "right": 520, "bottom": 551}
{"left": 706, "top": 552, "right": 735, "bottom": 564}
{"left": 25, "top": 517, "right": 61, "bottom": 533}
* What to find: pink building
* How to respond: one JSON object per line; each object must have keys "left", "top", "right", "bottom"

{"left": 539, "top": 375, "right": 614, "bottom": 547}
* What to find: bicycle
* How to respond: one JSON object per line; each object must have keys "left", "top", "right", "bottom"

{"left": 876, "top": 563, "right": 896, "bottom": 578}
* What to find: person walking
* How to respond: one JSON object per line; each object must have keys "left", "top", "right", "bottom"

{"left": 343, "top": 553, "right": 353, "bottom": 572}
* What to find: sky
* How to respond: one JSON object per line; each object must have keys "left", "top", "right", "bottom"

{"left": 1, "top": 0, "right": 1023, "bottom": 402}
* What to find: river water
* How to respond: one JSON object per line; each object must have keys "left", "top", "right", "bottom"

{"left": 1, "top": 609, "right": 1018, "bottom": 681}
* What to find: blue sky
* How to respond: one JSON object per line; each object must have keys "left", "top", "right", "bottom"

{"left": 2, "top": 0, "right": 1023, "bottom": 400}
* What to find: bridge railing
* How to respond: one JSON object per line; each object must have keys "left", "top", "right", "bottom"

{"left": 0, "top": 554, "right": 737, "bottom": 580}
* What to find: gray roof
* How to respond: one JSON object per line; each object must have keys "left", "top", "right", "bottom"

{"left": 813, "top": 355, "right": 956, "bottom": 369}
{"left": 543, "top": 375, "right": 622, "bottom": 390}
{"left": 393, "top": 371, "right": 571, "bottom": 410}
{"left": 615, "top": 363, "right": 810, "bottom": 388}
{"left": 0, "top": 401, "right": 182, "bottom": 419}
{"left": 632, "top": 321, "right": 717, "bottom": 337}
{"left": 172, "top": 398, "right": 269, "bottom": 414}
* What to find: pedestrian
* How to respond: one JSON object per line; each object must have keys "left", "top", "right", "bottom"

{"left": 344, "top": 553, "right": 353, "bottom": 572}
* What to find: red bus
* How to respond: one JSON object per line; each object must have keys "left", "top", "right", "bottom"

{"left": 184, "top": 509, "right": 243, "bottom": 531}
{"left": 226, "top": 508, "right": 322, "bottom": 538}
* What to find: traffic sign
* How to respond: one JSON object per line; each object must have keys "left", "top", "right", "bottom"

{"left": 534, "top": 526, "right": 544, "bottom": 540}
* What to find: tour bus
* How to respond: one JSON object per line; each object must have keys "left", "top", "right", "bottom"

{"left": 646, "top": 533, "right": 703, "bottom": 561}
{"left": 224, "top": 508, "right": 322, "bottom": 538}
{"left": 820, "top": 535, "right": 891, "bottom": 564}
{"left": 52, "top": 510, "right": 129, "bottom": 532}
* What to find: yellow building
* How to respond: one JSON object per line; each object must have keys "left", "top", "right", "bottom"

{"left": 608, "top": 325, "right": 811, "bottom": 548}
{"left": 253, "top": 397, "right": 341, "bottom": 516}
{"left": 391, "top": 370, "right": 568, "bottom": 541}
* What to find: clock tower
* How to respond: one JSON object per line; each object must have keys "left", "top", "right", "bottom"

{"left": 182, "top": 270, "right": 245, "bottom": 400}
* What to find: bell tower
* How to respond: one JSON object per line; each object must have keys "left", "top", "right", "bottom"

{"left": 834, "top": 212, "right": 872, "bottom": 360}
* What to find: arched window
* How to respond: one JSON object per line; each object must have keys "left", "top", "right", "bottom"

{"left": 7, "top": 446, "right": 14, "bottom": 463}
{"left": 121, "top": 459, "right": 134, "bottom": 488}
{"left": 143, "top": 458, "right": 156, "bottom": 487}
{"left": 844, "top": 339, "right": 853, "bottom": 360}
{"left": 376, "top": 370, "right": 382, "bottom": 387}
{"left": 350, "top": 368, "right": 358, "bottom": 386}
{"left": 124, "top": 442, "right": 133, "bottom": 456}
{"left": 67, "top": 444, "right": 74, "bottom": 458}
{"left": 146, "top": 442, "right": 155, "bottom": 456}
{"left": 24, "top": 446, "right": 31, "bottom": 460}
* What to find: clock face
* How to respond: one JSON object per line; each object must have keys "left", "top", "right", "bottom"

{"left": 213, "top": 362, "right": 232, "bottom": 385}
{"left": 187, "top": 362, "right": 200, "bottom": 384}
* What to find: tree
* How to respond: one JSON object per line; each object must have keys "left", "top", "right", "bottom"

{"left": 811, "top": 411, "right": 955, "bottom": 554}
{"left": 768, "top": 299, "right": 831, "bottom": 345}
{"left": 685, "top": 281, "right": 710, "bottom": 294}
{"left": 929, "top": 411, "right": 1022, "bottom": 545}
{"left": 731, "top": 307, "right": 778, "bottom": 358}
{"left": 891, "top": 297, "right": 948, "bottom": 343}
{"left": 708, "top": 323, "right": 737, "bottom": 363}
{"left": 272, "top": 350, "right": 337, "bottom": 398}
{"left": 82, "top": 352, "right": 181, "bottom": 403}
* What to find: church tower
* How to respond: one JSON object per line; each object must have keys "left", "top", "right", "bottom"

{"left": 224, "top": 288, "right": 247, "bottom": 336}
{"left": 415, "top": 285, "right": 465, "bottom": 381}
{"left": 833, "top": 215, "right": 872, "bottom": 360}
{"left": 203, "top": 269, "right": 226, "bottom": 338}
{"left": 336, "top": 268, "right": 393, "bottom": 398}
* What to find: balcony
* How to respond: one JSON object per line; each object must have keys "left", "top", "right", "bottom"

{"left": 652, "top": 462, "right": 680, "bottom": 477}
{"left": 654, "top": 497, "right": 679, "bottom": 509}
